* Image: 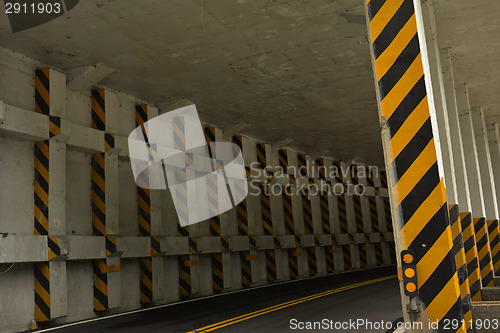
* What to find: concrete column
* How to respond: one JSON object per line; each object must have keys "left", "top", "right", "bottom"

{"left": 47, "top": 68, "right": 68, "bottom": 319}
{"left": 456, "top": 85, "right": 487, "bottom": 218}
{"left": 493, "top": 124, "right": 500, "bottom": 211}
{"left": 365, "top": 0, "right": 464, "bottom": 329}
{"left": 471, "top": 108, "right": 499, "bottom": 220}
{"left": 418, "top": 1, "right": 458, "bottom": 205}
{"left": 440, "top": 49, "right": 472, "bottom": 212}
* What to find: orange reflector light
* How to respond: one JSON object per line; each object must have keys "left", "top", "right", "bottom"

{"left": 406, "top": 282, "right": 416, "bottom": 293}
{"left": 405, "top": 268, "right": 415, "bottom": 278}
{"left": 403, "top": 253, "right": 413, "bottom": 264}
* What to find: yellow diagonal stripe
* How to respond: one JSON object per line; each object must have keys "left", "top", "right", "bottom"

{"left": 389, "top": 96, "right": 429, "bottom": 161}
{"left": 380, "top": 53, "right": 423, "bottom": 119}
{"left": 370, "top": 0, "right": 405, "bottom": 41}
{"left": 392, "top": 138, "right": 437, "bottom": 205}
{"left": 416, "top": 225, "right": 453, "bottom": 287}
{"left": 375, "top": 14, "right": 417, "bottom": 79}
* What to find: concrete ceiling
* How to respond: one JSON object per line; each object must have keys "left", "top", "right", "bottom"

{"left": 433, "top": 0, "right": 500, "bottom": 124}
{"left": 0, "top": 0, "right": 384, "bottom": 165}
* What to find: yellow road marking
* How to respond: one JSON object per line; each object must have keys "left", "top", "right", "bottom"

{"left": 187, "top": 275, "right": 397, "bottom": 333}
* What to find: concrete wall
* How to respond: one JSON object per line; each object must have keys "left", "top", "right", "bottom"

{"left": 0, "top": 46, "right": 394, "bottom": 332}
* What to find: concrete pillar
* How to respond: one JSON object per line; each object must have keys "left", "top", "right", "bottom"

{"left": 440, "top": 49, "right": 472, "bottom": 212}
{"left": 418, "top": 1, "right": 458, "bottom": 205}
{"left": 365, "top": 0, "right": 464, "bottom": 330}
{"left": 488, "top": 124, "right": 500, "bottom": 213}
{"left": 471, "top": 108, "right": 499, "bottom": 220}
{"left": 456, "top": 85, "right": 487, "bottom": 218}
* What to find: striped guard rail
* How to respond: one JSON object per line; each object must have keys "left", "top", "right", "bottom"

{"left": 367, "top": 0, "right": 465, "bottom": 330}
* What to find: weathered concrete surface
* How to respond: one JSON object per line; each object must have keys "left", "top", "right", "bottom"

{"left": 471, "top": 302, "right": 500, "bottom": 333}
{"left": 433, "top": 0, "right": 500, "bottom": 126}
{"left": 0, "top": 0, "right": 383, "bottom": 165}
{"left": 482, "top": 287, "right": 500, "bottom": 302}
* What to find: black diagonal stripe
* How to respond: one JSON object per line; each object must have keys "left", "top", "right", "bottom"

{"left": 368, "top": 0, "right": 386, "bottom": 21}
{"left": 105, "top": 133, "right": 115, "bottom": 148}
{"left": 135, "top": 105, "right": 148, "bottom": 126}
{"left": 34, "top": 192, "right": 49, "bottom": 218}
{"left": 476, "top": 235, "right": 488, "bottom": 253}
{"left": 92, "top": 90, "right": 105, "bottom": 113}
{"left": 137, "top": 188, "right": 151, "bottom": 206}
{"left": 34, "top": 169, "right": 48, "bottom": 192}
{"left": 48, "top": 237, "right": 60, "bottom": 256}
{"left": 393, "top": 118, "right": 433, "bottom": 177}
{"left": 106, "top": 236, "right": 117, "bottom": 253}
{"left": 139, "top": 223, "right": 150, "bottom": 237}
{"left": 399, "top": 163, "right": 440, "bottom": 223}
{"left": 35, "top": 220, "right": 48, "bottom": 235}
{"left": 35, "top": 142, "right": 50, "bottom": 171}
{"left": 35, "top": 292, "right": 51, "bottom": 318}
{"left": 34, "top": 264, "right": 50, "bottom": 292}
{"left": 488, "top": 220, "right": 498, "bottom": 234}
{"left": 204, "top": 127, "right": 215, "bottom": 143}
{"left": 232, "top": 136, "right": 242, "bottom": 150}
{"left": 449, "top": 206, "right": 459, "bottom": 227}
{"left": 418, "top": 250, "right": 456, "bottom": 306}
{"left": 378, "top": 34, "right": 420, "bottom": 99}
{"left": 92, "top": 180, "right": 105, "bottom": 204}
{"left": 212, "top": 254, "right": 223, "bottom": 272}
{"left": 461, "top": 216, "right": 473, "bottom": 234}
{"left": 372, "top": 0, "right": 415, "bottom": 59}
{"left": 35, "top": 89, "right": 50, "bottom": 115}
{"left": 469, "top": 280, "right": 481, "bottom": 299}
{"left": 36, "top": 69, "right": 49, "bottom": 92}
{"left": 408, "top": 204, "right": 448, "bottom": 261}
{"left": 94, "top": 285, "right": 108, "bottom": 310}
{"left": 140, "top": 282, "right": 152, "bottom": 301}
{"left": 140, "top": 259, "right": 153, "bottom": 281}
{"left": 278, "top": 150, "right": 288, "bottom": 167}
{"left": 92, "top": 157, "right": 105, "bottom": 181}
{"left": 387, "top": 77, "right": 427, "bottom": 137}
{"left": 481, "top": 271, "right": 493, "bottom": 288}
{"left": 473, "top": 218, "right": 486, "bottom": 234}
{"left": 438, "top": 297, "right": 462, "bottom": 331}
{"left": 466, "top": 261, "right": 478, "bottom": 280}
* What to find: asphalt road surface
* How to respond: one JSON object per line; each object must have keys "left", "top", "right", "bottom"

{"left": 37, "top": 266, "right": 402, "bottom": 333}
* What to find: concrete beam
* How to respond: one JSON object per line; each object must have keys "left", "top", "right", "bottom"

{"left": 66, "top": 64, "right": 116, "bottom": 92}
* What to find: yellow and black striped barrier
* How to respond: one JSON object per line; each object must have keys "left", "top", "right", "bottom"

{"left": 302, "top": 191, "right": 314, "bottom": 235}
{"left": 34, "top": 262, "right": 51, "bottom": 321}
{"left": 90, "top": 94, "right": 107, "bottom": 312}
{"left": 473, "top": 217, "right": 494, "bottom": 288}
{"left": 486, "top": 219, "right": 500, "bottom": 276}
{"left": 240, "top": 251, "right": 253, "bottom": 287}
{"left": 337, "top": 193, "right": 348, "bottom": 235}
{"left": 306, "top": 246, "right": 317, "bottom": 277}
{"left": 135, "top": 104, "right": 154, "bottom": 304}
{"left": 34, "top": 69, "right": 52, "bottom": 322}
{"left": 367, "top": 0, "right": 464, "bottom": 328}
{"left": 460, "top": 212, "right": 482, "bottom": 301}
{"left": 212, "top": 253, "right": 224, "bottom": 292}
{"left": 349, "top": 164, "right": 359, "bottom": 185}
{"left": 449, "top": 206, "right": 473, "bottom": 333}
{"left": 342, "top": 245, "right": 352, "bottom": 271}
{"left": 35, "top": 68, "right": 50, "bottom": 115}
{"left": 178, "top": 255, "right": 192, "bottom": 299}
